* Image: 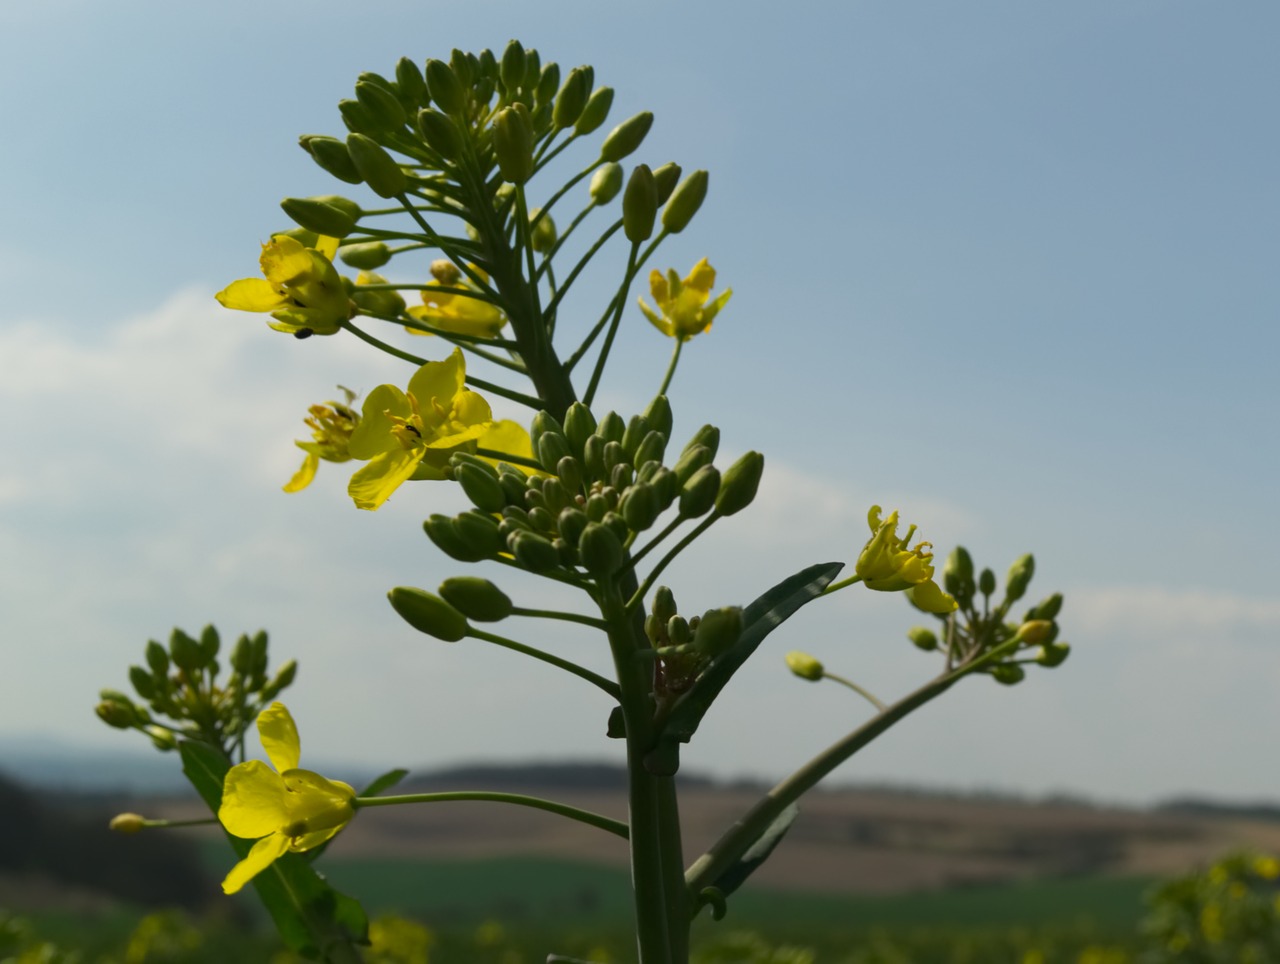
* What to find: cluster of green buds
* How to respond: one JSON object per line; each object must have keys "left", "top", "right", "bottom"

{"left": 418, "top": 395, "right": 762, "bottom": 584}
{"left": 95, "top": 627, "right": 296, "bottom": 756}
{"left": 643, "top": 586, "right": 744, "bottom": 703}
{"left": 904, "top": 548, "right": 1069, "bottom": 684}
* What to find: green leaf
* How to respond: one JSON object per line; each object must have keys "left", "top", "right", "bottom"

{"left": 661, "top": 561, "right": 843, "bottom": 744}
{"left": 360, "top": 767, "right": 409, "bottom": 798}
{"left": 709, "top": 803, "right": 800, "bottom": 898}
{"left": 179, "top": 740, "right": 368, "bottom": 961}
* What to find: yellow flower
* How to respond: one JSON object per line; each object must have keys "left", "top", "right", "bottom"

{"left": 637, "top": 258, "right": 732, "bottom": 341}
{"left": 216, "top": 235, "right": 349, "bottom": 336}
{"left": 284, "top": 387, "right": 361, "bottom": 493}
{"left": 345, "top": 348, "right": 494, "bottom": 510}
{"left": 406, "top": 261, "right": 507, "bottom": 339}
{"left": 856, "top": 506, "right": 957, "bottom": 613}
{"left": 217, "top": 703, "right": 355, "bottom": 894}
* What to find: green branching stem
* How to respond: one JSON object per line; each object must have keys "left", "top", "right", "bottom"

{"left": 394, "top": 193, "right": 498, "bottom": 298}
{"left": 584, "top": 241, "right": 640, "bottom": 406}
{"left": 625, "top": 516, "right": 686, "bottom": 573}
{"left": 509, "top": 606, "right": 609, "bottom": 630}
{"left": 823, "top": 573, "right": 865, "bottom": 594}
{"left": 339, "top": 321, "right": 429, "bottom": 366}
{"left": 822, "top": 672, "right": 888, "bottom": 712}
{"left": 466, "top": 627, "right": 621, "bottom": 700}
{"left": 626, "top": 513, "right": 721, "bottom": 613}
{"left": 354, "top": 791, "right": 629, "bottom": 841}
{"left": 551, "top": 219, "right": 624, "bottom": 330}
{"left": 657, "top": 338, "right": 684, "bottom": 397}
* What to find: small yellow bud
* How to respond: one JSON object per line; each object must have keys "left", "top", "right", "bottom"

{"left": 110, "top": 813, "right": 147, "bottom": 834}
{"left": 785, "top": 651, "right": 825, "bottom": 682}
{"left": 1015, "top": 619, "right": 1054, "bottom": 645}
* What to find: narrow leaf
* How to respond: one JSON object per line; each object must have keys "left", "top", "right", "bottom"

{"left": 709, "top": 803, "right": 800, "bottom": 898}
{"left": 360, "top": 767, "right": 410, "bottom": 798}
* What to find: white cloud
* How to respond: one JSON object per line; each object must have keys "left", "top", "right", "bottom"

{"left": 1069, "top": 585, "right": 1280, "bottom": 642}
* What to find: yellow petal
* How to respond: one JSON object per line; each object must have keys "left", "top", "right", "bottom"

{"left": 348, "top": 448, "right": 424, "bottom": 510}
{"left": 648, "top": 269, "right": 670, "bottom": 306}
{"left": 407, "top": 349, "right": 466, "bottom": 410}
{"left": 477, "top": 420, "right": 534, "bottom": 465}
{"left": 284, "top": 452, "right": 320, "bottom": 493}
{"left": 685, "top": 258, "right": 716, "bottom": 294}
{"left": 315, "top": 235, "right": 340, "bottom": 259}
{"left": 906, "top": 579, "right": 958, "bottom": 614}
{"left": 637, "top": 298, "right": 673, "bottom": 337}
{"left": 259, "top": 236, "right": 313, "bottom": 286}
{"left": 221, "top": 832, "right": 290, "bottom": 894}
{"left": 219, "top": 760, "right": 289, "bottom": 839}
{"left": 216, "top": 278, "right": 286, "bottom": 313}
{"left": 348, "top": 384, "right": 411, "bottom": 460}
{"left": 257, "top": 702, "right": 301, "bottom": 773}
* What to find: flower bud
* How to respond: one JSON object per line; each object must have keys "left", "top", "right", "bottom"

{"left": 493, "top": 103, "right": 535, "bottom": 184}
{"left": 145, "top": 639, "right": 169, "bottom": 677}
{"left": 651, "top": 162, "right": 682, "bottom": 204}
{"left": 201, "top": 626, "right": 219, "bottom": 662}
{"left": 679, "top": 464, "right": 721, "bottom": 518}
{"left": 509, "top": 529, "right": 560, "bottom": 572}
{"left": 620, "top": 415, "right": 650, "bottom": 460}
{"left": 667, "top": 615, "right": 692, "bottom": 645}
{"left": 147, "top": 726, "right": 177, "bottom": 751}
{"left": 1036, "top": 642, "right": 1071, "bottom": 667}
{"left": 424, "top": 514, "right": 481, "bottom": 562}
{"left": 600, "top": 111, "right": 654, "bottom": 162}
{"left": 537, "top": 431, "right": 573, "bottom": 473}
{"left": 1014, "top": 619, "right": 1054, "bottom": 646}
{"left": 417, "top": 108, "right": 463, "bottom": 160}
{"left": 623, "top": 164, "right": 658, "bottom": 242}
{"left": 1027, "top": 592, "right": 1064, "bottom": 622}
{"left": 261, "top": 659, "right": 297, "bottom": 701}
{"left": 596, "top": 410, "right": 625, "bottom": 444}
{"left": 169, "top": 628, "right": 203, "bottom": 673}
{"left": 653, "top": 586, "right": 678, "bottom": 622}
{"left": 1005, "top": 554, "right": 1035, "bottom": 603}
{"left": 785, "top": 651, "right": 824, "bottom": 682}
{"left": 500, "top": 40, "right": 526, "bottom": 92}
{"left": 682, "top": 424, "right": 721, "bottom": 461}
{"left": 943, "top": 546, "right": 975, "bottom": 604}
{"left": 583, "top": 435, "right": 606, "bottom": 482}
{"left": 395, "top": 57, "right": 428, "bottom": 108}
{"left": 96, "top": 699, "right": 137, "bottom": 729}
{"left": 672, "top": 444, "right": 714, "bottom": 487}
{"left": 389, "top": 588, "right": 469, "bottom": 642}
{"left": 641, "top": 395, "right": 673, "bottom": 439}
{"left": 425, "top": 59, "right": 466, "bottom": 116}
{"left": 303, "top": 136, "right": 363, "bottom": 184}
{"left": 439, "top": 577, "right": 513, "bottom": 622}
{"left": 590, "top": 162, "right": 624, "bottom": 205}
{"left": 989, "top": 664, "right": 1026, "bottom": 686}
{"left": 353, "top": 272, "right": 405, "bottom": 316}
{"left": 110, "top": 813, "right": 147, "bottom": 834}
{"left": 603, "top": 510, "right": 629, "bottom": 542}
{"left": 521, "top": 48, "right": 542, "bottom": 90}
{"left": 610, "top": 463, "right": 634, "bottom": 491}
{"left": 281, "top": 197, "right": 356, "bottom": 238}
{"left": 557, "top": 506, "right": 588, "bottom": 546}
{"left": 346, "top": 134, "right": 408, "bottom": 198}
{"left": 662, "top": 169, "right": 708, "bottom": 233}
{"left": 978, "top": 568, "right": 997, "bottom": 597}
{"left": 339, "top": 241, "right": 392, "bottom": 271}
{"left": 650, "top": 467, "right": 679, "bottom": 509}
{"left": 716, "top": 451, "right": 764, "bottom": 516}
{"left": 619, "top": 482, "right": 660, "bottom": 532}
{"left": 633, "top": 430, "right": 667, "bottom": 471}
{"left": 453, "top": 510, "right": 505, "bottom": 558}
{"left": 449, "top": 48, "right": 475, "bottom": 87}
{"left": 907, "top": 627, "right": 939, "bottom": 651}
{"left": 575, "top": 86, "right": 614, "bottom": 135}
{"left": 553, "top": 66, "right": 591, "bottom": 130}
{"left": 456, "top": 462, "right": 507, "bottom": 513}
{"left": 129, "top": 665, "right": 155, "bottom": 701}
{"left": 355, "top": 80, "right": 407, "bottom": 130}
{"left": 563, "top": 401, "right": 597, "bottom": 456}
{"left": 555, "top": 455, "right": 584, "bottom": 494}
{"left": 693, "top": 606, "right": 743, "bottom": 657}
{"left": 536, "top": 62, "right": 561, "bottom": 106}
{"left": 429, "top": 259, "right": 463, "bottom": 286}
{"left": 578, "top": 521, "right": 625, "bottom": 576}
{"left": 338, "top": 98, "right": 379, "bottom": 135}
{"left": 529, "top": 208, "right": 557, "bottom": 253}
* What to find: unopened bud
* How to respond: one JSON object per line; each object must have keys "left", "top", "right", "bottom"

{"left": 653, "top": 586, "right": 678, "bottom": 622}
{"left": 388, "top": 587, "right": 469, "bottom": 642}
{"left": 651, "top": 162, "right": 682, "bottom": 204}
{"left": 395, "top": 57, "right": 428, "bottom": 108}
{"left": 907, "top": 627, "right": 939, "bottom": 651}
{"left": 439, "top": 577, "right": 513, "bottom": 622}
{"left": 430, "top": 259, "right": 462, "bottom": 286}
{"left": 456, "top": 462, "right": 507, "bottom": 513}
{"left": 785, "top": 651, "right": 825, "bottom": 682}
{"left": 978, "top": 568, "right": 997, "bottom": 597}
{"left": 662, "top": 169, "right": 708, "bottom": 233}
{"left": 500, "top": 40, "right": 526, "bottom": 92}
{"left": 145, "top": 640, "right": 169, "bottom": 677}
{"left": 346, "top": 134, "right": 407, "bottom": 198}
{"left": 944, "top": 546, "right": 975, "bottom": 603}
{"left": 563, "top": 401, "right": 597, "bottom": 456}
{"left": 425, "top": 59, "right": 466, "bottom": 116}
{"left": 281, "top": 197, "right": 356, "bottom": 238}
{"left": 1005, "top": 554, "right": 1035, "bottom": 603}
{"left": 303, "top": 136, "right": 363, "bottom": 184}
{"left": 128, "top": 666, "right": 155, "bottom": 701}
{"left": 417, "top": 108, "right": 463, "bottom": 160}
{"left": 600, "top": 111, "right": 654, "bottom": 162}
{"left": 352, "top": 272, "right": 406, "bottom": 316}
{"left": 716, "top": 451, "right": 764, "bottom": 516}
{"left": 109, "top": 813, "right": 147, "bottom": 834}
{"left": 622, "top": 164, "right": 658, "bottom": 242}
{"left": 261, "top": 659, "right": 297, "bottom": 700}
{"left": 575, "top": 86, "right": 614, "bottom": 135}
{"left": 95, "top": 700, "right": 137, "bottom": 729}
{"left": 339, "top": 242, "right": 392, "bottom": 270}
{"left": 453, "top": 511, "right": 505, "bottom": 558}
{"left": 578, "top": 521, "right": 625, "bottom": 576}
{"left": 553, "top": 66, "right": 591, "bottom": 129}
{"left": 590, "top": 162, "right": 623, "bottom": 205}
{"left": 355, "top": 80, "right": 407, "bottom": 130}
{"left": 1015, "top": 619, "right": 1054, "bottom": 646}
{"left": 169, "top": 629, "right": 203, "bottom": 673}
{"left": 693, "top": 607, "right": 742, "bottom": 657}
{"left": 679, "top": 465, "right": 720, "bottom": 518}
{"left": 493, "top": 103, "right": 535, "bottom": 184}
{"left": 619, "top": 482, "right": 660, "bottom": 532}
{"left": 529, "top": 209, "right": 556, "bottom": 253}
{"left": 667, "top": 615, "right": 691, "bottom": 645}
{"left": 1036, "top": 642, "right": 1071, "bottom": 667}
{"left": 990, "top": 664, "right": 1026, "bottom": 686}
{"left": 1027, "top": 592, "right": 1064, "bottom": 622}
{"left": 509, "top": 529, "right": 561, "bottom": 572}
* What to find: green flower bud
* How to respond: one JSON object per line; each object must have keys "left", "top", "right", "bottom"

{"left": 439, "top": 577, "right": 513, "bottom": 622}
{"left": 557, "top": 507, "right": 589, "bottom": 546}
{"left": 651, "top": 162, "right": 682, "bottom": 206}
{"left": 673, "top": 444, "right": 714, "bottom": 487}
{"left": 338, "top": 98, "right": 379, "bottom": 136}
{"left": 424, "top": 514, "right": 484, "bottom": 562}
{"left": 644, "top": 612, "right": 666, "bottom": 645}
{"left": 907, "top": 627, "right": 939, "bottom": 651}
{"left": 1005, "top": 554, "right": 1036, "bottom": 603}
{"left": 653, "top": 586, "right": 678, "bottom": 622}
{"left": 716, "top": 451, "right": 764, "bottom": 516}
{"left": 1027, "top": 592, "right": 1064, "bottom": 622}
{"left": 522, "top": 48, "right": 542, "bottom": 90}
{"left": 338, "top": 241, "right": 392, "bottom": 270}
{"left": 585, "top": 493, "right": 608, "bottom": 522}
{"left": 639, "top": 395, "right": 672, "bottom": 438}
{"left": 230, "top": 635, "right": 253, "bottom": 675}
{"left": 537, "top": 431, "right": 573, "bottom": 473}
{"left": 302, "top": 136, "right": 362, "bottom": 184}
{"left": 417, "top": 108, "right": 463, "bottom": 160}
{"left": 553, "top": 66, "right": 591, "bottom": 130}
{"left": 457, "top": 462, "right": 507, "bottom": 513}
{"left": 148, "top": 726, "right": 177, "bottom": 752}
{"left": 450, "top": 48, "right": 476, "bottom": 88}
{"left": 352, "top": 272, "right": 405, "bottom": 316}
{"left": 583, "top": 435, "right": 606, "bottom": 482}
{"left": 650, "top": 467, "right": 680, "bottom": 509}
{"left": 497, "top": 467, "right": 528, "bottom": 505}
{"left": 493, "top": 103, "right": 535, "bottom": 184}
{"left": 248, "top": 631, "right": 269, "bottom": 678}
{"left": 500, "top": 40, "right": 527, "bottom": 92}
{"left": 679, "top": 464, "right": 721, "bottom": 518}
{"left": 509, "top": 529, "right": 560, "bottom": 572}
{"left": 96, "top": 699, "right": 137, "bottom": 729}
{"left": 529, "top": 208, "right": 556, "bottom": 253}
{"left": 620, "top": 415, "right": 650, "bottom": 460}
{"left": 145, "top": 640, "right": 169, "bottom": 677}
{"left": 477, "top": 48, "right": 498, "bottom": 81}
{"left": 619, "top": 482, "right": 660, "bottom": 532}
{"left": 1014, "top": 619, "right": 1054, "bottom": 646}
{"left": 682, "top": 424, "right": 721, "bottom": 461}
{"left": 346, "top": 134, "right": 408, "bottom": 198}
{"left": 261, "top": 659, "right": 297, "bottom": 701}
{"left": 667, "top": 615, "right": 692, "bottom": 645}
{"left": 610, "top": 463, "right": 635, "bottom": 490}
{"left": 990, "top": 664, "right": 1026, "bottom": 686}
{"left": 978, "top": 568, "right": 997, "bottom": 597}
{"left": 169, "top": 628, "right": 203, "bottom": 673}
{"left": 693, "top": 606, "right": 743, "bottom": 657}
{"left": 944, "top": 546, "right": 976, "bottom": 603}
{"left": 128, "top": 665, "right": 155, "bottom": 700}
{"left": 280, "top": 197, "right": 356, "bottom": 238}
{"left": 575, "top": 86, "right": 614, "bottom": 135}
{"left": 110, "top": 813, "right": 147, "bottom": 834}
{"left": 785, "top": 651, "right": 825, "bottom": 682}
{"left": 596, "top": 410, "right": 626, "bottom": 444}
{"left": 1036, "top": 642, "right": 1071, "bottom": 667}
{"left": 600, "top": 111, "right": 654, "bottom": 162}
{"left": 550, "top": 457, "right": 580, "bottom": 495}
{"left": 578, "top": 521, "right": 625, "bottom": 576}
{"left": 590, "top": 162, "right": 624, "bottom": 205}
{"left": 395, "top": 57, "right": 428, "bottom": 108}
{"left": 536, "top": 62, "right": 561, "bottom": 106}
{"left": 563, "top": 401, "right": 597, "bottom": 456}
{"left": 527, "top": 506, "right": 555, "bottom": 532}
{"left": 623, "top": 163, "right": 658, "bottom": 242}
{"left": 633, "top": 430, "right": 667, "bottom": 470}
{"left": 355, "top": 80, "right": 407, "bottom": 130}
{"left": 425, "top": 59, "right": 466, "bottom": 116}
{"left": 388, "top": 587, "right": 469, "bottom": 642}
{"left": 662, "top": 169, "right": 708, "bottom": 234}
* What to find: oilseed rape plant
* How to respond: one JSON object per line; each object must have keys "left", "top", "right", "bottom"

{"left": 99, "top": 41, "right": 1070, "bottom": 964}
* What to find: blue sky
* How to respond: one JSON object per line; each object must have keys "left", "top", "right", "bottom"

{"left": 1, "top": 1, "right": 1277, "bottom": 804}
